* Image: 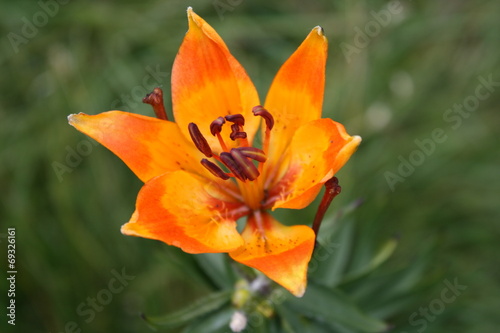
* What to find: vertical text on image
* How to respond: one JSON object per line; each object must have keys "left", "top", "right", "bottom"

{"left": 6, "top": 228, "right": 17, "bottom": 326}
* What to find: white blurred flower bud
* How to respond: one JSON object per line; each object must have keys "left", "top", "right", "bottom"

{"left": 229, "top": 310, "right": 247, "bottom": 332}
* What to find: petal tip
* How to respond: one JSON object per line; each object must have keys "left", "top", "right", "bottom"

{"left": 187, "top": 6, "right": 200, "bottom": 29}
{"left": 186, "top": 6, "right": 195, "bottom": 19}
{"left": 351, "top": 135, "right": 362, "bottom": 145}
{"left": 313, "top": 25, "right": 325, "bottom": 36}
{"left": 292, "top": 284, "right": 306, "bottom": 298}
{"left": 307, "top": 26, "right": 327, "bottom": 46}
{"left": 120, "top": 221, "right": 137, "bottom": 236}
{"left": 67, "top": 112, "right": 85, "bottom": 127}
{"left": 120, "top": 224, "right": 130, "bottom": 235}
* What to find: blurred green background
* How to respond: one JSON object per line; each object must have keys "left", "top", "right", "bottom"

{"left": 1, "top": 0, "right": 499, "bottom": 332}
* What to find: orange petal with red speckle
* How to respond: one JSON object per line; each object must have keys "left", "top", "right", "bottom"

{"left": 230, "top": 212, "right": 315, "bottom": 297}
{"left": 270, "top": 118, "right": 361, "bottom": 210}
{"left": 121, "top": 170, "right": 245, "bottom": 253}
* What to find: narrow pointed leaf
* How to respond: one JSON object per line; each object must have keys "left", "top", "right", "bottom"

{"left": 195, "top": 253, "right": 236, "bottom": 289}
{"left": 142, "top": 290, "right": 231, "bottom": 329}
{"left": 276, "top": 303, "right": 309, "bottom": 333}
{"left": 279, "top": 303, "right": 359, "bottom": 333}
{"left": 157, "top": 248, "right": 215, "bottom": 289}
{"left": 247, "top": 315, "right": 272, "bottom": 333}
{"left": 181, "top": 306, "right": 233, "bottom": 333}
{"left": 316, "top": 198, "right": 364, "bottom": 236}
{"left": 342, "top": 240, "right": 431, "bottom": 307}
{"left": 342, "top": 237, "right": 398, "bottom": 283}
{"left": 285, "top": 282, "right": 388, "bottom": 332}
{"left": 312, "top": 218, "right": 355, "bottom": 287}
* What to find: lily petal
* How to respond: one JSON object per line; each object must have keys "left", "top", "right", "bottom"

{"left": 121, "top": 170, "right": 246, "bottom": 254}
{"left": 264, "top": 26, "right": 327, "bottom": 166}
{"left": 68, "top": 111, "right": 206, "bottom": 183}
{"left": 172, "top": 8, "right": 260, "bottom": 152}
{"left": 230, "top": 212, "right": 315, "bottom": 297}
{"left": 270, "top": 118, "right": 361, "bottom": 210}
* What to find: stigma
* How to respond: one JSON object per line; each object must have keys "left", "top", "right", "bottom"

{"left": 189, "top": 106, "right": 273, "bottom": 182}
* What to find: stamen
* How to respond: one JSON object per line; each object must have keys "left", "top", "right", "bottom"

{"left": 220, "top": 152, "right": 247, "bottom": 181}
{"left": 210, "top": 117, "right": 226, "bottom": 136}
{"left": 252, "top": 106, "right": 274, "bottom": 130}
{"left": 226, "top": 114, "right": 249, "bottom": 146}
{"left": 236, "top": 147, "right": 267, "bottom": 163}
{"left": 225, "top": 114, "right": 245, "bottom": 126}
{"left": 229, "top": 123, "right": 248, "bottom": 141}
{"left": 230, "top": 148, "right": 260, "bottom": 181}
{"left": 252, "top": 105, "right": 274, "bottom": 169}
{"left": 217, "top": 135, "right": 229, "bottom": 152}
{"left": 188, "top": 123, "right": 213, "bottom": 158}
{"left": 209, "top": 117, "right": 229, "bottom": 152}
{"left": 143, "top": 87, "right": 168, "bottom": 120}
{"left": 312, "top": 177, "right": 342, "bottom": 249}
{"left": 200, "top": 159, "right": 230, "bottom": 180}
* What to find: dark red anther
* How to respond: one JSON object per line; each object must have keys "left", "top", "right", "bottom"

{"left": 220, "top": 152, "right": 247, "bottom": 181}
{"left": 210, "top": 117, "right": 226, "bottom": 136}
{"left": 225, "top": 114, "right": 245, "bottom": 126}
{"left": 188, "top": 123, "right": 213, "bottom": 158}
{"left": 252, "top": 105, "right": 274, "bottom": 130}
{"left": 201, "top": 159, "right": 229, "bottom": 180}
{"left": 235, "top": 147, "right": 267, "bottom": 163}
{"left": 229, "top": 123, "right": 247, "bottom": 141}
{"left": 143, "top": 87, "right": 168, "bottom": 120}
{"left": 230, "top": 148, "right": 260, "bottom": 181}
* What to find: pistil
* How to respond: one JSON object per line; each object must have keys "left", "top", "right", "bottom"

{"left": 312, "top": 177, "right": 342, "bottom": 248}
{"left": 143, "top": 87, "right": 168, "bottom": 120}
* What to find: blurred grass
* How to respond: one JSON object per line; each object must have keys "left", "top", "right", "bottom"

{"left": 1, "top": 0, "right": 499, "bottom": 332}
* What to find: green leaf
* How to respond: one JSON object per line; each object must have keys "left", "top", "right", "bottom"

{"left": 318, "top": 198, "right": 364, "bottom": 234}
{"left": 195, "top": 253, "right": 236, "bottom": 289}
{"left": 240, "top": 312, "right": 271, "bottom": 333}
{"left": 182, "top": 306, "right": 233, "bottom": 333}
{"left": 285, "top": 282, "right": 388, "bottom": 332}
{"left": 268, "top": 316, "right": 282, "bottom": 333}
{"left": 276, "top": 303, "right": 309, "bottom": 333}
{"left": 142, "top": 290, "right": 231, "bottom": 329}
{"left": 341, "top": 240, "right": 431, "bottom": 316}
{"left": 342, "top": 237, "right": 398, "bottom": 283}
{"left": 312, "top": 217, "right": 355, "bottom": 287}
{"left": 155, "top": 248, "right": 214, "bottom": 288}
{"left": 279, "top": 304, "right": 360, "bottom": 333}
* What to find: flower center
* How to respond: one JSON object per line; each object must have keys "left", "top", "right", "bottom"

{"left": 188, "top": 106, "right": 274, "bottom": 209}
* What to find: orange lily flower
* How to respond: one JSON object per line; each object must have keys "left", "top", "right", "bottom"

{"left": 68, "top": 8, "right": 361, "bottom": 297}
